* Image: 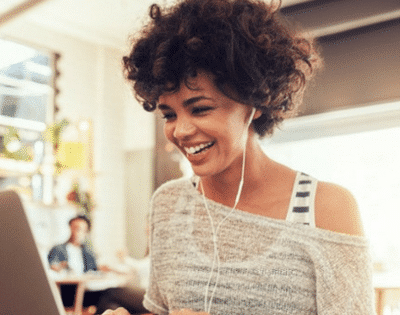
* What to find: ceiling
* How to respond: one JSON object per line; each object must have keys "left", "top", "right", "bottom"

{"left": 0, "top": 0, "right": 400, "bottom": 48}
{"left": 1, "top": 0, "right": 399, "bottom": 49}
{"left": 0, "top": 0, "right": 316, "bottom": 49}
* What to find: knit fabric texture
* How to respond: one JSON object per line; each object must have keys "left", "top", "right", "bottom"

{"left": 143, "top": 176, "right": 375, "bottom": 315}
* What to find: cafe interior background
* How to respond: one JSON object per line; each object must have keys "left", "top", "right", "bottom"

{"left": 0, "top": 0, "right": 399, "bottom": 312}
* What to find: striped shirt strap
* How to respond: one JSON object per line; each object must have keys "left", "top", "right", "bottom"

{"left": 285, "top": 172, "right": 317, "bottom": 228}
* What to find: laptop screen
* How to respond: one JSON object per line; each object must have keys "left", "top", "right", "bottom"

{"left": 0, "top": 190, "right": 65, "bottom": 315}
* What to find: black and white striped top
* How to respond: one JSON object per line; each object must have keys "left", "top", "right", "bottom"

{"left": 286, "top": 172, "right": 317, "bottom": 227}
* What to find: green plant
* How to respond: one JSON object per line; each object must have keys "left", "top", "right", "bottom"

{"left": 43, "top": 118, "right": 69, "bottom": 152}
{"left": 1, "top": 126, "right": 33, "bottom": 161}
{"left": 66, "top": 181, "right": 94, "bottom": 217}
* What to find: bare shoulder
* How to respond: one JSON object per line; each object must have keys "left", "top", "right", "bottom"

{"left": 315, "top": 181, "right": 364, "bottom": 236}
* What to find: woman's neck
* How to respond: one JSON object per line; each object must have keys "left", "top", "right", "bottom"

{"left": 199, "top": 137, "right": 271, "bottom": 207}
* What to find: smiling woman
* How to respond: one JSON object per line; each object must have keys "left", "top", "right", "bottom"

{"left": 109, "top": 0, "right": 377, "bottom": 314}
{"left": 158, "top": 71, "right": 260, "bottom": 178}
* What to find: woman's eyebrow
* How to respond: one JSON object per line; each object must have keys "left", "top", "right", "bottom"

{"left": 158, "top": 96, "right": 212, "bottom": 110}
{"left": 183, "top": 96, "right": 211, "bottom": 107}
{"left": 157, "top": 104, "right": 171, "bottom": 110}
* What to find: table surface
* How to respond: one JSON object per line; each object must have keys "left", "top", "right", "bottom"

{"left": 51, "top": 272, "right": 130, "bottom": 315}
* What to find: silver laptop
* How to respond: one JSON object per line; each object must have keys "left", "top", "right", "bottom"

{"left": 0, "top": 190, "right": 66, "bottom": 315}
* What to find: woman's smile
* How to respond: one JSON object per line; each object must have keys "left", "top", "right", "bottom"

{"left": 183, "top": 141, "right": 215, "bottom": 156}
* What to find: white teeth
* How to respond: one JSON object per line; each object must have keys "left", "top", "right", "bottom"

{"left": 184, "top": 142, "right": 213, "bottom": 155}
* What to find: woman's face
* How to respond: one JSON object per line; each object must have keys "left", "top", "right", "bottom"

{"left": 158, "top": 71, "right": 254, "bottom": 178}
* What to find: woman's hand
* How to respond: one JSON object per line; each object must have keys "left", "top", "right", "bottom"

{"left": 101, "top": 307, "right": 131, "bottom": 315}
{"left": 169, "top": 309, "right": 210, "bottom": 315}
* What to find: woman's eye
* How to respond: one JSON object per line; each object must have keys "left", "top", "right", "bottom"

{"left": 192, "top": 106, "right": 212, "bottom": 115}
{"left": 162, "top": 112, "right": 176, "bottom": 120}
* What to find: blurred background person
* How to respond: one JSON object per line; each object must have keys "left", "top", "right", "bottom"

{"left": 48, "top": 215, "right": 111, "bottom": 311}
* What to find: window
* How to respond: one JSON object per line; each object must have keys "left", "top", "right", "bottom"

{"left": 263, "top": 101, "right": 400, "bottom": 272}
{"left": 0, "top": 38, "right": 56, "bottom": 203}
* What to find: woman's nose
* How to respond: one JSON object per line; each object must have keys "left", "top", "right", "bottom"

{"left": 173, "top": 116, "right": 196, "bottom": 140}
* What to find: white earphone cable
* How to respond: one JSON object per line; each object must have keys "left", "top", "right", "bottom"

{"left": 201, "top": 108, "right": 256, "bottom": 313}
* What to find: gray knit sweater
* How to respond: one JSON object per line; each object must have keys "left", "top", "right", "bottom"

{"left": 143, "top": 175, "right": 375, "bottom": 315}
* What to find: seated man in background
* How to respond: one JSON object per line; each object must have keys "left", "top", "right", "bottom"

{"left": 48, "top": 215, "right": 97, "bottom": 273}
{"left": 48, "top": 215, "right": 111, "bottom": 310}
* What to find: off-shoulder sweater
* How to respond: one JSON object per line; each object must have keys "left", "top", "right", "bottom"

{"left": 143, "top": 173, "right": 375, "bottom": 315}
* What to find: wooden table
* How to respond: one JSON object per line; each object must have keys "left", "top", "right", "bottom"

{"left": 374, "top": 272, "right": 400, "bottom": 315}
{"left": 53, "top": 273, "right": 129, "bottom": 315}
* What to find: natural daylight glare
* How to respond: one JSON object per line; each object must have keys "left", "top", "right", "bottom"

{"left": 265, "top": 123, "right": 400, "bottom": 272}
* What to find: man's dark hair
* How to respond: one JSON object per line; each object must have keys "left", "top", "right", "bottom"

{"left": 69, "top": 215, "right": 91, "bottom": 231}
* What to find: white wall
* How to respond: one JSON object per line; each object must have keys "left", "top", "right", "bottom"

{"left": 0, "top": 19, "right": 155, "bottom": 264}
{"left": 124, "top": 86, "right": 155, "bottom": 152}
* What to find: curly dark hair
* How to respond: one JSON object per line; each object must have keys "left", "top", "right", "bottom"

{"left": 123, "top": 0, "right": 321, "bottom": 136}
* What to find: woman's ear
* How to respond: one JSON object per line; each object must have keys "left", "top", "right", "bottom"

{"left": 254, "top": 109, "right": 262, "bottom": 120}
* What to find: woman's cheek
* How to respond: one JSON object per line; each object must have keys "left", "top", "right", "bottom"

{"left": 164, "top": 123, "right": 174, "bottom": 142}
